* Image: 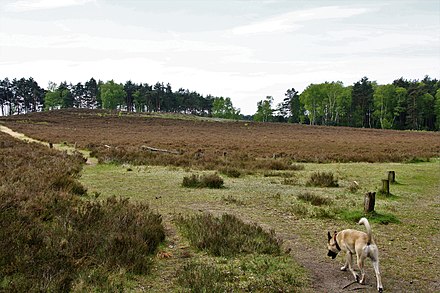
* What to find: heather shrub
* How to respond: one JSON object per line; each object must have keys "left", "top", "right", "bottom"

{"left": 176, "top": 213, "right": 281, "bottom": 257}
{"left": 297, "top": 192, "right": 333, "bottom": 206}
{"left": 306, "top": 171, "right": 339, "bottom": 187}
{"left": 0, "top": 133, "right": 165, "bottom": 291}
{"left": 218, "top": 166, "right": 242, "bottom": 178}
{"left": 182, "top": 173, "right": 224, "bottom": 189}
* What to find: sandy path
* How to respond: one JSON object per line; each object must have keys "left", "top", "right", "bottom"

{"left": 0, "top": 124, "right": 97, "bottom": 165}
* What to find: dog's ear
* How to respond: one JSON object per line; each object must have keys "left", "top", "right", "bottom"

{"left": 327, "top": 231, "right": 332, "bottom": 241}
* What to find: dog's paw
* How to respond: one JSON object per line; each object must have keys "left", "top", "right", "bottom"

{"left": 354, "top": 274, "right": 360, "bottom": 282}
{"left": 340, "top": 266, "right": 347, "bottom": 271}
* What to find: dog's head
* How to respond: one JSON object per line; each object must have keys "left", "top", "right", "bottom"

{"left": 327, "top": 231, "right": 339, "bottom": 259}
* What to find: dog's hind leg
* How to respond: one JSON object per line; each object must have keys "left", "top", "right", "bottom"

{"left": 357, "top": 254, "right": 366, "bottom": 284}
{"left": 372, "top": 259, "right": 383, "bottom": 292}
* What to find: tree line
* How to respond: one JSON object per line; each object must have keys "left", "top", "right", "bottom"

{"left": 0, "top": 75, "right": 439, "bottom": 130}
{"left": 259, "top": 76, "right": 440, "bottom": 131}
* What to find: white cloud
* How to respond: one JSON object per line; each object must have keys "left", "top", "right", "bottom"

{"left": 4, "top": 0, "right": 95, "bottom": 12}
{"left": 232, "top": 6, "right": 369, "bottom": 35}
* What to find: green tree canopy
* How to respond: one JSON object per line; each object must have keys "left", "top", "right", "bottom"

{"left": 212, "top": 97, "right": 241, "bottom": 119}
{"left": 100, "top": 80, "right": 127, "bottom": 110}
{"left": 254, "top": 96, "right": 274, "bottom": 122}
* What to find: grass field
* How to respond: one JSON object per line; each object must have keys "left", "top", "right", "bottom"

{"left": 1, "top": 109, "right": 439, "bottom": 292}
{"left": 78, "top": 160, "right": 439, "bottom": 292}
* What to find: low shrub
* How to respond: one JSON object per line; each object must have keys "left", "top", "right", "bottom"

{"left": 182, "top": 173, "right": 224, "bottom": 189}
{"left": 176, "top": 213, "right": 281, "bottom": 257}
{"left": 306, "top": 171, "right": 339, "bottom": 187}
{"left": 0, "top": 133, "right": 165, "bottom": 291}
{"left": 218, "top": 167, "right": 242, "bottom": 178}
{"left": 282, "top": 175, "right": 300, "bottom": 186}
{"left": 289, "top": 203, "right": 309, "bottom": 216}
{"left": 348, "top": 181, "right": 360, "bottom": 193}
{"left": 297, "top": 192, "right": 333, "bottom": 206}
{"left": 182, "top": 174, "right": 201, "bottom": 188}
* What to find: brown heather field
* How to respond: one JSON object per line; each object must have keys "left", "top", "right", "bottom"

{"left": 1, "top": 109, "right": 439, "bottom": 168}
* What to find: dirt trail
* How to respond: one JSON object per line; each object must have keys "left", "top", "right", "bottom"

{"left": 0, "top": 124, "right": 97, "bottom": 165}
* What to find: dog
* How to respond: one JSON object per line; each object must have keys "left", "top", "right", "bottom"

{"left": 327, "top": 217, "right": 383, "bottom": 292}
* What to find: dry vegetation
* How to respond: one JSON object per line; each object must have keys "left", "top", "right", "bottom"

{"left": 0, "top": 131, "right": 164, "bottom": 291}
{"left": 1, "top": 109, "right": 439, "bottom": 170}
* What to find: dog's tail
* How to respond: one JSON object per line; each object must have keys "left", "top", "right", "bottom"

{"left": 358, "top": 217, "right": 372, "bottom": 245}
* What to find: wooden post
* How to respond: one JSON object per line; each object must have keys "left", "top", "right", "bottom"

{"left": 388, "top": 171, "right": 395, "bottom": 183}
{"left": 364, "top": 192, "right": 376, "bottom": 213}
{"left": 382, "top": 179, "right": 390, "bottom": 195}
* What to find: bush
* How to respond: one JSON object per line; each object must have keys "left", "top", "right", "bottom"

{"left": 182, "top": 173, "right": 224, "bottom": 189}
{"left": 176, "top": 213, "right": 281, "bottom": 257}
{"left": 0, "top": 133, "right": 165, "bottom": 291}
{"left": 297, "top": 192, "right": 333, "bottom": 206}
{"left": 306, "top": 171, "right": 339, "bottom": 187}
{"left": 218, "top": 167, "right": 242, "bottom": 178}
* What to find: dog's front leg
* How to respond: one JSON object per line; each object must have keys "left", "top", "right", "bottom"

{"left": 341, "top": 252, "right": 351, "bottom": 271}
{"left": 342, "top": 252, "right": 358, "bottom": 281}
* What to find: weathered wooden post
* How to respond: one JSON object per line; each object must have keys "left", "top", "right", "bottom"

{"left": 364, "top": 192, "right": 376, "bottom": 213}
{"left": 381, "top": 179, "right": 390, "bottom": 195}
{"left": 388, "top": 171, "right": 395, "bottom": 183}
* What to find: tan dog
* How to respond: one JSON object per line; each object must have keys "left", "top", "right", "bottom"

{"left": 327, "top": 217, "right": 383, "bottom": 292}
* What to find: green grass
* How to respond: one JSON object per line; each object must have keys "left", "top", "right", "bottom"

{"left": 177, "top": 254, "right": 308, "bottom": 292}
{"left": 79, "top": 159, "right": 440, "bottom": 292}
{"left": 339, "top": 209, "right": 400, "bottom": 224}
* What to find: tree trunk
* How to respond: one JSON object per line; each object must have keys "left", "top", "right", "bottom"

{"left": 388, "top": 171, "right": 395, "bottom": 183}
{"left": 364, "top": 192, "right": 376, "bottom": 213}
{"left": 382, "top": 179, "right": 390, "bottom": 195}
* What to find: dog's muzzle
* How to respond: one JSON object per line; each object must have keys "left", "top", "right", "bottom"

{"left": 328, "top": 250, "right": 338, "bottom": 259}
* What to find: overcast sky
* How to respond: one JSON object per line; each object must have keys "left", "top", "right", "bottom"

{"left": 1, "top": 0, "right": 439, "bottom": 114}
